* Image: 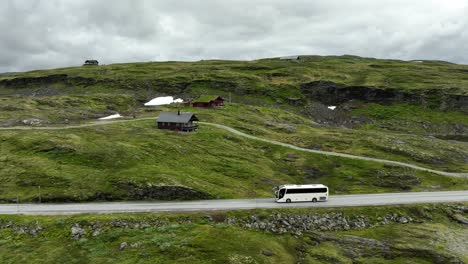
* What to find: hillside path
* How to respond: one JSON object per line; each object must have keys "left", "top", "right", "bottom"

{"left": 200, "top": 122, "right": 468, "bottom": 178}
{"left": 1, "top": 191, "right": 467, "bottom": 215}
{"left": 1, "top": 118, "right": 467, "bottom": 178}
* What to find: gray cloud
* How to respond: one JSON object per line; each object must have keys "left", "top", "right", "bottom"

{"left": 1, "top": 0, "right": 468, "bottom": 72}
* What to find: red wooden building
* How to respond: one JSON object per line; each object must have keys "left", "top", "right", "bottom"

{"left": 185, "top": 96, "right": 225, "bottom": 108}
{"left": 156, "top": 111, "right": 199, "bottom": 132}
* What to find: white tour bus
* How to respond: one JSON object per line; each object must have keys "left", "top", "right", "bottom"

{"left": 274, "top": 184, "right": 329, "bottom": 203}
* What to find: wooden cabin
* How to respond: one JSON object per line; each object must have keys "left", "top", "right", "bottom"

{"left": 83, "top": 60, "right": 99, "bottom": 66}
{"left": 186, "top": 96, "right": 224, "bottom": 108}
{"left": 156, "top": 111, "right": 199, "bottom": 132}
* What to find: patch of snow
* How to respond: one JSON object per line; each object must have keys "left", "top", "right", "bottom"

{"left": 328, "top": 106, "right": 337, "bottom": 110}
{"left": 144, "top": 96, "right": 183, "bottom": 106}
{"left": 99, "top": 114, "right": 122, "bottom": 120}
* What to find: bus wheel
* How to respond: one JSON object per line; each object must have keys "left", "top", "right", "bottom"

{"left": 312, "top": 198, "right": 317, "bottom": 203}
{"left": 286, "top": 199, "right": 291, "bottom": 203}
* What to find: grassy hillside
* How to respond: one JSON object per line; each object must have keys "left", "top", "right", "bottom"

{"left": 0, "top": 204, "right": 466, "bottom": 263}
{"left": 2, "top": 55, "right": 468, "bottom": 94}
{"left": 0, "top": 55, "right": 466, "bottom": 202}
{"left": 0, "top": 116, "right": 466, "bottom": 203}
{"left": 194, "top": 104, "right": 468, "bottom": 172}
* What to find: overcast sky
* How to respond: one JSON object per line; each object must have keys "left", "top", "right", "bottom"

{"left": 1, "top": 0, "right": 468, "bottom": 72}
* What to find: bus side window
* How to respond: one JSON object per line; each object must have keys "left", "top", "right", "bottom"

{"left": 279, "top": 189, "right": 286, "bottom": 199}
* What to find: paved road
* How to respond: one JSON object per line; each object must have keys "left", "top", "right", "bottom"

{"left": 1, "top": 117, "right": 467, "bottom": 178}
{"left": 1, "top": 191, "right": 467, "bottom": 215}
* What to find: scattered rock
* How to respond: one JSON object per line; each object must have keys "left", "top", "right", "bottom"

{"left": 71, "top": 224, "right": 86, "bottom": 240}
{"left": 227, "top": 212, "right": 416, "bottom": 235}
{"left": 131, "top": 242, "right": 143, "bottom": 248}
{"left": 22, "top": 119, "right": 44, "bottom": 126}
{"left": 450, "top": 214, "right": 468, "bottom": 225}
{"left": 120, "top": 242, "right": 129, "bottom": 250}
{"left": 92, "top": 229, "right": 102, "bottom": 237}
{"left": 262, "top": 250, "right": 274, "bottom": 256}
{"left": 28, "top": 224, "right": 42, "bottom": 237}
{"left": 284, "top": 153, "right": 298, "bottom": 162}
{"left": 393, "top": 139, "right": 406, "bottom": 145}
{"left": 398, "top": 217, "right": 409, "bottom": 224}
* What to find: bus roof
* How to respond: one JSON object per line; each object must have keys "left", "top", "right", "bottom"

{"left": 278, "top": 184, "right": 327, "bottom": 189}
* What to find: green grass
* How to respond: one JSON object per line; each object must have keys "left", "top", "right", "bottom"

{"left": 353, "top": 103, "right": 468, "bottom": 134}
{"left": 2, "top": 55, "right": 468, "bottom": 96}
{"left": 0, "top": 117, "right": 467, "bottom": 203}
{"left": 0, "top": 55, "right": 466, "bottom": 202}
{"left": 188, "top": 103, "right": 468, "bottom": 172}
{"left": 0, "top": 204, "right": 466, "bottom": 263}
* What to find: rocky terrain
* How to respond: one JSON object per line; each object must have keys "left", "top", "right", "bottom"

{"left": 0, "top": 204, "right": 466, "bottom": 263}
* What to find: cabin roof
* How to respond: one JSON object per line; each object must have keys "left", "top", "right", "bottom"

{"left": 194, "top": 95, "right": 223, "bottom": 103}
{"left": 157, "top": 112, "right": 198, "bottom": 123}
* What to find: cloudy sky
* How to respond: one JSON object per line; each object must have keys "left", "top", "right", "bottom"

{"left": 1, "top": 0, "right": 468, "bottom": 72}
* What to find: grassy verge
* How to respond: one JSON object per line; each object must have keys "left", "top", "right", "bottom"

{"left": 0, "top": 203, "right": 466, "bottom": 263}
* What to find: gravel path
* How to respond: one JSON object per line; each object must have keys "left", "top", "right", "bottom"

{"left": 200, "top": 122, "right": 468, "bottom": 178}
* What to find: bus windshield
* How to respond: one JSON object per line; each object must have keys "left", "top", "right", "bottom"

{"left": 278, "top": 189, "right": 285, "bottom": 199}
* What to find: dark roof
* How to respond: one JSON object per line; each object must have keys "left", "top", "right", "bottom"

{"left": 157, "top": 112, "right": 198, "bottom": 123}
{"left": 194, "top": 95, "right": 223, "bottom": 103}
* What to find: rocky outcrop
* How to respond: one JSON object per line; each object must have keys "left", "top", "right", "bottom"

{"left": 308, "top": 232, "right": 463, "bottom": 264}
{"left": 225, "top": 212, "right": 415, "bottom": 235}
{"left": 22, "top": 118, "right": 47, "bottom": 126}
{"left": 0, "top": 74, "right": 117, "bottom": 97}
{"left": 0, "top": 74, "right": 105, "bottom": 88}
{"left": 117, "top": 182, "right": 212, "bottom": 200}
{"left": 0, "top": 221, "right": 43, "bottom": 237}
{"left": 1, "top": 74, "right": 69, "bottom": 87}
{"left": 301, "top": 81, "right": 468, "bottom": 112}
{"left": 71, "top": 224, "right": 86, "bottom": 240}
{"left": 447, "top": 205, "right": 468, "bottom": 225}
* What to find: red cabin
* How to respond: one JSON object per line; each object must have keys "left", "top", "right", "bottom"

{"left": 186, "top": 96, "right": 225, "bottom": 108}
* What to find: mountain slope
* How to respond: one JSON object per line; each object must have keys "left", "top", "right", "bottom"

{"left": 0, "top": 55, "right": 467, "bottom": 202}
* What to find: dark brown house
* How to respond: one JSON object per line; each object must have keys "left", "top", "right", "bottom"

{"left": 83, "top": 60, "right": 99, "bottom": 66}
{"left": 185, "top": 96, "right": 224, "bottom": 108}
{"left": 156, "top": 111, "right": 199, "bottom": 132}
